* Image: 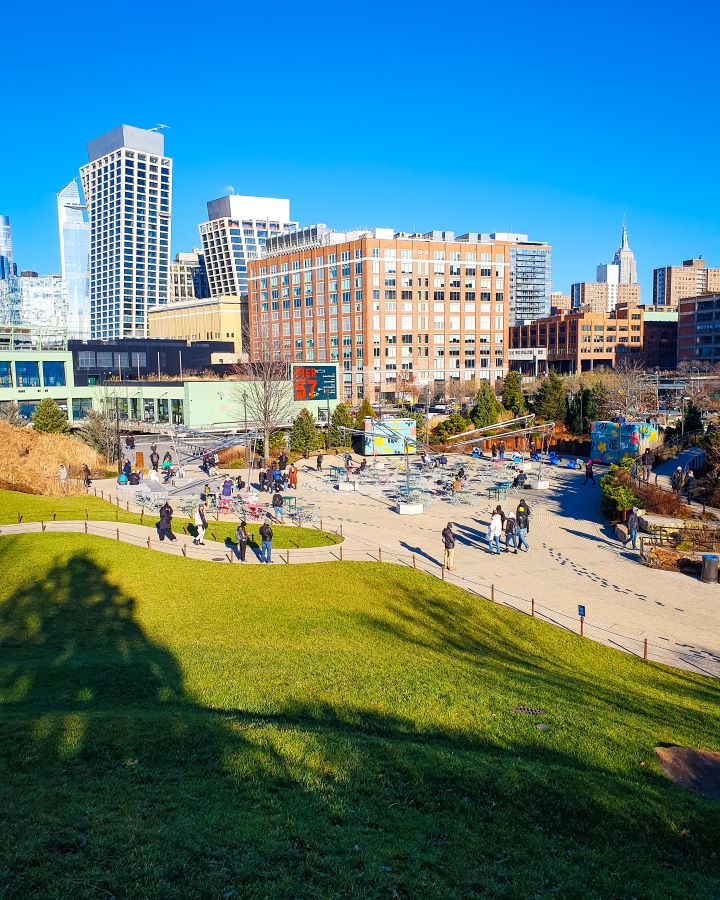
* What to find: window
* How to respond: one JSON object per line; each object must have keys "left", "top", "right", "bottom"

{"left": 42, "top": 361, "right": 66, "bottom": 386}
{"left": 0, "top": 361, "right": 12, "bottom": 387}
{"left": 15, "top": 360, "right": 40, "bottom": 387}
{"left": 78, "top": 351, "right": 95, "bottom": 368}
{"left": 71, "top": 397, "right": 93, "bottom": 420}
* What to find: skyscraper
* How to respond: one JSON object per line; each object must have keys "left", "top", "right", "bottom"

{"left": 0, "top": 214, "right": 15, "bottom": 280}
{"left": 57, "top": 180, "right": 90, "bottom": 338}
{"left": 502, "top": 236, "right": 552, "bottom": 325}
{"left": 199, "top": 195, "right": 297, "bottom": 297}
{"left": 169, "top": 249, "right": 210, "bottom": 301}
{"left": 611, "top": 220, "right": 637, "bottom": 285}
{"left": 0, "top": 214, "right": 20, "bottom": 324}
{"left": 18, "top": 272, "right": 69, "bottom": 332}
{"left": 80, "top": 125, "right": 173, "bottom": 339}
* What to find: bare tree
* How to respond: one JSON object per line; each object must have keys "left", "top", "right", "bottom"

{"left": 78, "top": 409, "right": 118, "bottom": 463}
{"left": 234, "top": 324, "right": 293, "bottom": 460}
{"left": 607, "top": 359, "right": 655, "bottom": 417}
{"left": 396, "top": 370, "right": 420, "bottom": 407}
{"left": 445, "top": 376, "right": 476, "bottom": 410}
{"left": 0, "top": 402, "right": 25, "bottom": 426}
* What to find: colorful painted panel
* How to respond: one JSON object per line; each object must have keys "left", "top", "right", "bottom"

{"left": 362, "top": 417, "right": 417, "bottom": 455}
{"left": 590, "top": 420, "right": 659, "bottom": 465}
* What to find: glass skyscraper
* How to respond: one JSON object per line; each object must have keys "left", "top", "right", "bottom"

{"left": 0, "top": 214, "right": 20, "bottom": 324}
{"left": 57, "top": 180, "right": 90, "bottom": 338}
{"left": 508, "top": 243, "right": 552, "bottom": 325}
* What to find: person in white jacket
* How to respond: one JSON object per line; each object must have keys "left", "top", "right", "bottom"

{"left": 488, "top": 510, "right": 503, "bottom": 555}
{"left": 193, "top": 502, "right": 208, "bottom": 545}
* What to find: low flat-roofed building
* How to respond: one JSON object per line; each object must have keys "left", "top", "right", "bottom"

{"left": 148, "top": 294, "right": 246, "bottom": 356}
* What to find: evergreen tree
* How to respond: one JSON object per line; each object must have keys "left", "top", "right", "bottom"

{"left": 684, "top": 401, "right": 703, "bottom": 434}
{"left": 565, "top": 388, "right": 591, "bottom": 435}
{"left": 329, "top": 403, "right": 354, "bottom": 447}
{"left": 586, "top": 380, "right": 611, "bottom": 423}
{"left": 470, "top": 382, "right": 499, "bottom": 428}
{"left": 354, "top": 397, "right": 376, "bottom": 430}
{"left": 289, "top": 408, "right": 321, "bottom": 456}
{"left": 501, "top": 371, "right": 525, "bottom": 416}
{"left": 534, "top": 372, "right": 566, "bottom": 422}
{"left": 32, "top": 398, "right": 69, "bottom": 433}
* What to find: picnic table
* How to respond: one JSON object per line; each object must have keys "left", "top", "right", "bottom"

{"left": 487, "top": 481, "right": 512, "bottom": 500}
{"left": 282, "top": 494, "right": 297, "bottom": 511}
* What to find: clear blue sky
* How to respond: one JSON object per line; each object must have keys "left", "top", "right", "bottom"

{"left": 3, "top": 0, "right": 719, "bottom": 300}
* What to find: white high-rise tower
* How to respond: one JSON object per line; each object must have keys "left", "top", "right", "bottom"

{"left": 57, "top": 180, "right": 90, "bottom": 338}
{"left": 80, "top": 125, "right": 173, "bottom": 339}
{"left": 612, "top": 219, "right": 637, "bottom": 285}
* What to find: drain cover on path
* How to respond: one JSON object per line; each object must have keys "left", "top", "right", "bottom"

{"left": 513, "top": 706, "right": 545, "bottom": 716}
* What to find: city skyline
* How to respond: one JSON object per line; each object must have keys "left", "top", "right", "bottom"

{"left": 1, "top": 1, "right": 719, "bottom": 303}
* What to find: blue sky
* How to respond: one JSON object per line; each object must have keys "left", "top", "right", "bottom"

{"left": 2, "top": 0, "right": 719, "bottom": 300}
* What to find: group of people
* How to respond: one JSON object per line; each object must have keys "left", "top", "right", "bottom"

{"left": 190, "top": 501, "right": 273, "bottom": 563}
{"left": 440, "top": 498, "right": 531, "bottom": 570}
{"left": 671, "top": 465, "right": 697, "bottom": 502}
{"left": 490, "top": 441, "right": 507, "bottom": 461}
{"left": 258, "top": 452, "right": 298, "bottom": 493}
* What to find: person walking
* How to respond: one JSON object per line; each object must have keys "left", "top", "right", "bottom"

{"left": 288, "top": 463, "right": 298, "bottom": 489}
{"left": 625, "top": 507, "right": 639, "bottom": 550}
{"left": 441, "top": 522, "right": 456, "bottom": 571}
{"left": 271, "top": 491, "right": 284, "bottom": 522}
{"left": 278, "top": 451, "right": 288, "bottom": 472}
{"left": 671, "top": 466, "right": 684, "bottom": 498}
{"left": 583, "top": 459, "right": 595, "bottom": 485}
{"left": 641, "top": 447, "right": 654, "bottom": 482}
{"left": 316, "top": 453, "right": 324, "bottom": 472}
{"left": 259, "top": 520, "right": 273, "bottom": 563}
{"left": 494, "top": 504, "right": 506, "bottom": 528}
{"left": 684, "top": 470, "right": 697, "bottom": 504}
{"left": 488, "top": 509, "right": 503, "bottom": 555}
{"left": 491, "top": 443, "right": 497, "bottom": 460}
{"left": 82, "top": 464, "right": 92, "bottom": 489}
{"left": 516, "top": 498, "right": 531, "bottom": 535}
{"left": 498, "top": 440, "right": 506, "bottom": 461}
{"left": 504, "top": 513, "right": 519, "bottom": 553}
{"left": 515, "top": 503, "right": 530, "bottom": 552}
{"left": 258, "top": 468, "right": 267, "bottom": 493}
{"left": 158, "top": 501, "right": 175, "bottom": 542}
{"left": 150, "top": 449, "right": 160, "bottom": 471}
{"left": 58, "top": 464, "right": 69, "bottom": 494}
{"left": 193, "top": 502, "right": 208, "bottom": 545}
{"left": 235, "top": 520, "right": 249, "bottom": 561}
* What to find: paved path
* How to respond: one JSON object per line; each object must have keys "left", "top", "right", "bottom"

{"left": 4, "top": 452, "right": 720, "bottom": 678}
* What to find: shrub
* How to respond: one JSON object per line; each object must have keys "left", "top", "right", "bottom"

{"left": 32, "top": 398, "right": 69, "bottom": 434}
{"left": 600, "top": 465, "right": 638, "bottom": 519}
{"left": 634, "top": 482, "right": 692, "bottom": 519}
{"left": 431, "top": 413, "right": 471, "bottom": 444}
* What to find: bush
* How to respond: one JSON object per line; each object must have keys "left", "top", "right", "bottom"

{"left": 431, "top": 413, "right": 471, "bottom": 444}
{"left": 32, "top": 398, "right": 69, "bottom": 434}
{"left": 634, "top": 482, "right": 692, "bottom": 519}
{"left": 600, "top": 465, "right": 638, "bottom": 519}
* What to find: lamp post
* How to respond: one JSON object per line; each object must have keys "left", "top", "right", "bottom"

{"left": 115, "top": 396, "right": 121, "bottom": 475}
{"left": 681, "top": 395, "right": 691, "bottom": 438}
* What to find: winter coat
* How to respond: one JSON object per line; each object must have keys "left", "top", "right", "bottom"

{"left": 505, "top": 516, "right": 518, "bottom": 536}
{"left": 194, "top": 508, "right": 207, "bottom": 528}
{"left": 441, "top": 527, "right": 456, "bottom": 549}
{"left": 236, "top": 525, "right": 248, "bottom": 544}
{"left": 259, "top": 523, "right": 273, "bottom": 542}
{"left": 159, "top": 505, "right": 173, "bottom": 528}
{"left": 489, "top": 514, "right": 503, "bottom": 537}
{"left": 272, "top": 493, "right": 283, "bottom": 508}
{"left": 627, "top": 511, "right": 639, "bottom": 531}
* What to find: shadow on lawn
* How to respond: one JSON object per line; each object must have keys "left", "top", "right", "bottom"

{"left": 0, "top": 542, "right": 718, "bottom": 898}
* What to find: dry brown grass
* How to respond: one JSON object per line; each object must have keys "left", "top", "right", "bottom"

{"left": 0, "top": 422, "right": 104, "bottom": 496}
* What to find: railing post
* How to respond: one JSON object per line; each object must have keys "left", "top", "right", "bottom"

{"left": 643, "top": 638, "right": 648, "bottom": 661}
{"left": 491, "top": 584, "right": 495, "bottom": 604}
{"left": 441, "top": 565, "right": 445, "bottom": 581}
{"left": 580, "top": 616, "right": 584, "bottom": 637}
{"left": 378, "top": 547, "right": 382, "bottom": 563}
{"left": 339, "top": 544, "right": 343, "bottom": 561}
{"left": 413, "top": 554, "right": 416, "bottom": 569}
{"left": 147, "top": 536, "right": 151, "bottom": 549}
{"left": 116, "top": 528, "right": 120, "bottom": 541}
{"left": 84, "top": 520, "right": 88, "bottom": 534}
{"left": 531, "top": 597, "right": 535, "bottom": 617}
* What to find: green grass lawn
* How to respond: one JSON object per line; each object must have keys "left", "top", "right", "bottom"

{"left": 0, "top": 533, "right": 719, "bottom": 898}
{"left": 0, "top": 489, "right": 340, "bottom": 549}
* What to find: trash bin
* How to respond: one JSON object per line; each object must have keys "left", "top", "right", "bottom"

{"left": 700, "top": 554, "right": 719, "bottom": 584}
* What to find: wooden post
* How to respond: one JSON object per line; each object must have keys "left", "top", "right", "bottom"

{"left": 52, "top": 512, "right": 56, "bottom": 521}
{"left": 84, "top": 521, "right": 88, "bottom": 534}
{"left": 491, "top": 584, "right": 495, "bottom": 604}
{"left": 85, "top": 509, "right": 88, "bottom": 520}
{"left": 339, "top": 545, "right": 343, "bottom": 561}
{"left": 531, "top": 597, "right": 535, "bottom": 617}
{"left": 147, "top": 536, "right": 151, "bottom": 549}
{"left": 413, "top": 554, "right": 416, "bottom": 569}
{"left": 182, "top": 544, "right": 187, "bottom": 557}
{"left": 441, "top": 565, "right": 445, "bottom": 581}
{"left": 580, "top": 616, "right": 584, "bottom": 637}
{"left": 286, "top": 550, "right": 290, "bottom": 564}
{"left": 116, "top": 528, "right": 120, "bottom": 541}
{"left": 140, "top": 509, "right": 144, "bottom": 525}
{"left": 41, "top": 521, "right": 45, "bottom": 532}
{"left": 643, "top": 638, "right": 648, "bottom": 661}
{"left": 378, "top": 547, "right": 382, "bottom": 563}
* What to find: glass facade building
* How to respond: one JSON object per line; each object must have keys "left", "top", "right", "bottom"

{"left": 0, "top": 215, "right": 20, "bottom": 324}
{"left": 80, "top": 125, "right": 173, "bottom": 339}
{"left": 18, "top": 273, "right": 69, "bottom": 331}
{"left": 508, "top": 245, "right": 552, "bottom": 325}
{"left": 57, "top": 180, "right": 91, "bottom": 338}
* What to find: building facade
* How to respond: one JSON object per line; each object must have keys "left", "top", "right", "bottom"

{"left": 80, "top": 125, "right": 173, "bottom": 340}
{"left": 640, "top": 309, "right": 678, "bottom": 370}
{"left": 503, "top": 237, "right": 552, "bottom": 325}
{"left": 653, "top": 258, "right": 720, "bottom": 309}
{"left": 0, "top": 214, "right": 20, "bottom": 325}
{"left": 549, "top": 291, "right": 572, "bottom": 313}
{"left": 18, "top": 273, "right": 69, "bottom": 331}
{"left": 57, "top": 180, "right": 91, "bottom": 339}
{"left": 570, "top": 279, "right": 640, "bottom": 313}
{"left": 247, "top": 226, "right": 549, "bottom": 403}
{"left": 678, "top": 293, "right": 720, "bottom": 366}
{"left": 508, "top": 305, "right": 644, "bottom": 373}
{"left": 0, "top": 214, "right": 15, "bottom": 279}
{"left": 169, "top": 249, "right": 209, "bottom": 301}
{"left": 199, "top": 195, "right": 297, "bottom": 298}
{"left": 148, "top": 295, "right": 245, "bottom": 355}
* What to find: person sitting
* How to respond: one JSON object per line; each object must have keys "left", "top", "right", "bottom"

{"left": 148, "top": 467, "right": 160, "bottom": 483}
{"left": 438, "top": 455, "right": 448, "bottom": 466}
{"left": 457, "top": 467, "right": 466, "bottom": 481}
{"left": 236, "top": 475, "right": 246, "bottom": 492}
{"left": 128, "top": 471, "right": 141, "bottom": 486}
{"left": 451, "top": 477, "right": 462, "bottom": 493}
{"left": 512, "top": 471, "right": 527, "bottom": 489}
{"left": 357, "top": 459, "right": 367, "bottom": 475}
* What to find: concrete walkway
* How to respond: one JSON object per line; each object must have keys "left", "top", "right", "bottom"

{"left": 3, "top": 451, "right": 720, "bottom": 678}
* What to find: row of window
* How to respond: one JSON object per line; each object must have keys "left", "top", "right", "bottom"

{"left": 0, "top": 360, "right": 66, "bottom": 388}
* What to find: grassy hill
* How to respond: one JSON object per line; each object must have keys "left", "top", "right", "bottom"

{"left": 0, "top": 533, "right": 718, "bottom": 898}
{"left": 0, "top": 489, "right": 340, "bottom": 549}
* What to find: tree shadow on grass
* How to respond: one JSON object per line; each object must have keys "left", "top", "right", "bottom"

{"left": 0, "top": 540, "right": 718, "bottom": 898}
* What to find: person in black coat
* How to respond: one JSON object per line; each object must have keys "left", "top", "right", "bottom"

{"left": 441, "top": 522, "right": 456, "bottom": 571}
{"left": 158, "top": 502, "right": 175, "bottom": 541}
{"left": 235, "top": 520, "right": 249, "bottom": 561}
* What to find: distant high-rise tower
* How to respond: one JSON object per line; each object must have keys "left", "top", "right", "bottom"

{"left": 80, "top": 125, "right": 173, "bottom": 339}
{"left": 612, "top": 219, "right": 637, "bottom": 285}
{"left": 0, "top": 214, "right": 15, "bottom": 280}
{"left": 57, "top": 180, "right": 91, "bottom": 338}
{"left": 0, "top": 214, "right": 20, "bottom": 324}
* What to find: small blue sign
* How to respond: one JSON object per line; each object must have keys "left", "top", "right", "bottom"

{"left": 578, "top": 604, "right": 586, "bottom": 618}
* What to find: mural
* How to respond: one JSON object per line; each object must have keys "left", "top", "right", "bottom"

{"left": 590, "top": 420, "right": 659, "bottom": 465}
{"left": 362, "top": 417, "right": 417, "bottom": 456}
